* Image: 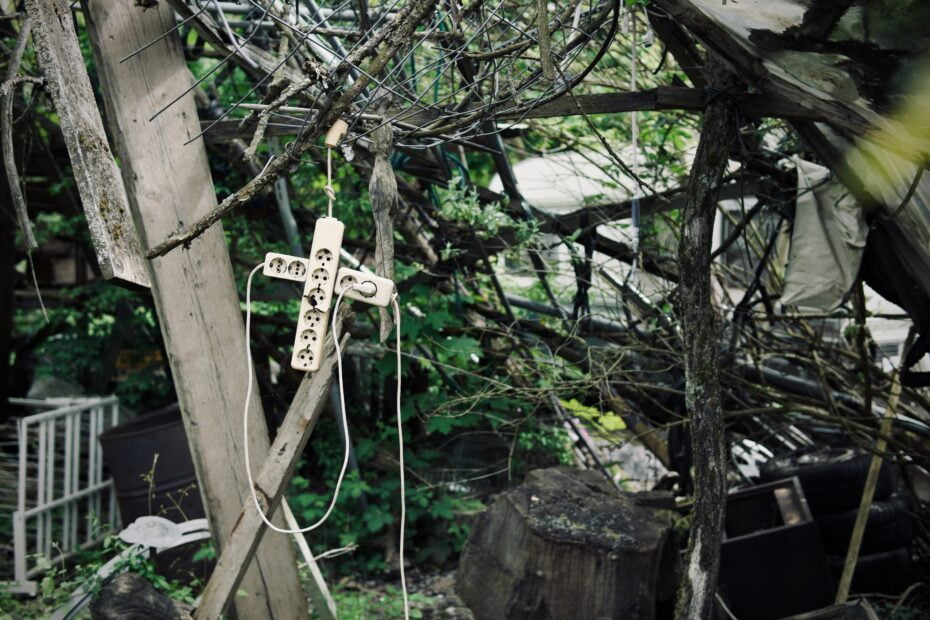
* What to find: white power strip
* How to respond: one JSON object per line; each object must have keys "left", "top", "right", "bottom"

{"left": 291, "top": 218, "right": 343, "bottom": 370}
{"left": 261, "top": 219, "right": 396, "bottom": 371}
{"left": 333, "top": 268, "right": 396, "bottom": 307}
{"left": 263, "top": 252, "right": 308, "bottom": 282}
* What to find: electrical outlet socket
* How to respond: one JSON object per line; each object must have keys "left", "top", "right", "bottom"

{"left": 290, "top": 305, "right": 332, "bottom": 372}
{"left": 290, "top": 217, "right": 344, "bottom": 371}
{"left": 333, "top": 268, "right": 396, "bottom": 307}
{"left": 263, "top": 252, "right": 308, "bottom": 282}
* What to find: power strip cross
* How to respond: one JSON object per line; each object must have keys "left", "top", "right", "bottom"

{"left": 262, "top": 217, "right": 396, "bottom": 371}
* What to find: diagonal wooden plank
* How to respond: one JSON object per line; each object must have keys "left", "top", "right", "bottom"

{"left": 26, "top": 0, "right": 148, "bottom": 287}
{"left": 281, "top": 499, "right": 337, "bottom": 620}
{"left": 196, "top": 316, "right": 350, "bottom": 620}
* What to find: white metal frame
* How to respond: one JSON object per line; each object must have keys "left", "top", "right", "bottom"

{"left": 3, "top": 397, "right": 122, "bottom": 595}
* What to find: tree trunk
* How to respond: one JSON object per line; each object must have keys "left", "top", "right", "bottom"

{"left": 674, "top": 55, "right": 739, "bottom": 620}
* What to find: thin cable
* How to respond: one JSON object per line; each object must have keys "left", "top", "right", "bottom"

{"left": 392, "top": 294, "right": 408, "bottom": 620}
{"left": 242, "top": 265, "right": 352, "bottom": 534}
{"left": 242, "top": 279, "right": 407, "bottom": 616}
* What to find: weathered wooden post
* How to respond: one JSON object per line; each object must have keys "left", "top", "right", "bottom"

{"left": 674, "top": 56, "right": 740, "bottom": 620}
{"left": 76, "top": 1, "right": 307, "bottom": 616}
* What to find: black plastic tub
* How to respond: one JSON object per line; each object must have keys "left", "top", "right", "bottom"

{"left": 99, "top": 404, "right": 211, "bottom": 583}
{"left": 99, "top": 403, "right": 205, "bottom": 526}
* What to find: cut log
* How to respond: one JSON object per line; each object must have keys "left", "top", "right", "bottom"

{"left": 456, "top": 466, "right": 677, "bottom": 620}
{"left": 90, "top": 572, "right": 191, "bottom": 620}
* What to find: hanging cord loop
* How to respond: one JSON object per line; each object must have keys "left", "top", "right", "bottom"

{"left": 324, "top": 146, "right": 336, "bottom": 217}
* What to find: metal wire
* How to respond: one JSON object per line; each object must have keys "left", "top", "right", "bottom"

{"left": 125, "top": 0, "right": 619, "bottom": 148}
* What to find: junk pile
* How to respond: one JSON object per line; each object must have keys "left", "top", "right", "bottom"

{"left": 458, "top": 450, "right": 927, "bottom": 619}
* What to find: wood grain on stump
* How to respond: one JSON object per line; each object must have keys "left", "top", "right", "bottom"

{"left": 457, "top": 467, "right": 676, "bottom": 620}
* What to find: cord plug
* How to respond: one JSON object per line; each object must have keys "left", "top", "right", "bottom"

{"left": 334, "top": 268, "right": 395, "bottom": 307}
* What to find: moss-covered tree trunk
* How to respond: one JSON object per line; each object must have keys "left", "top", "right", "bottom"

{"left": 674, "top": 56, "right": 739, "bottom": 619}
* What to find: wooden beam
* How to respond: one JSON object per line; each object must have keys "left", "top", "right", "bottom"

{"left": 26, "top": 0, "right": 148, "bottom": 287}
{"left": 196, "top": 323, "right": 349, "bottom": 619}
{"left": 201, "top": 88, "right": 823, "bottom": 142}
{"left": 651, "top": 1, "right": 889, "bottom": 150}
{"left": 81, "top": 1, "right": 308, "bottom": 617}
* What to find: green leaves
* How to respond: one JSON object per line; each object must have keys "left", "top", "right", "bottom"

{"left": 561, "top": 398, "right": 627, "bottom": 433}
{"left": 363, "top": 505, "right": 394, "bottom": 533}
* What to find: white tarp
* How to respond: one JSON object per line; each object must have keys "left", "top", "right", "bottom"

{"left": 780, "top": 158, "right": 868, "bottom": 310}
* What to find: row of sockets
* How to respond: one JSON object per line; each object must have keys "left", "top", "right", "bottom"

{"left": 291, "top": 218, "right": 343, "bottom": 371}
{"left": 263, "top": 255, "right": 397, "bottom": 308}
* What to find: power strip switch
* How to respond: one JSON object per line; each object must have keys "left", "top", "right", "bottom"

{"left": 291, "top": 217, "right": 344, "bottom": 371}
{"left": 334, "top": 268, "right": 396, "bottom": 307}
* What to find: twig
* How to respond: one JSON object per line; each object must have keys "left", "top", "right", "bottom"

{"left": 146, "top": 0, "right": 439, "bottom": 259}
{"left": 536, "top": 0, "right": 555, "bottom": 81}
{"left": 710, "top": 198, "right": 766, "bottom": 259}
{"left": 854, "top": 281, "right": 873, "bottom": 417}
{"left": 2, "top": 17, "right": 39, "bottom": 251}
{"left": 2, "top": 18, "right": 48, "bottom": 323}
{"left": 26, "top": 252, "right": 48, "bottom": 323}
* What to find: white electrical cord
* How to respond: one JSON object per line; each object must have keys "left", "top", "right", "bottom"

{"left": 392, "top": 295, "right": 408, "bottom": 620}
{"left": 242, "top": 264, "right": 408, "bottom": 619}
{"left": 324, "top": 147, "right": 336, "bottom": 217}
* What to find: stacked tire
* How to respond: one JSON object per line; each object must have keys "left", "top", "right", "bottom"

{"left": 759, "top": 447, "right": 918, "bottom": 595}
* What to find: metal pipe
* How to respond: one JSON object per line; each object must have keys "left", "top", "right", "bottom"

{"left": 504, "top": 294, "right": 626, "bottom": 334}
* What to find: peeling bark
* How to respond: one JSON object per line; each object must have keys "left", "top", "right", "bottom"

{"left": 674, "top": 55, "right": 739, "bottom": 620}
{"left": 369, "top": 107, "right": 398, "bottom": 341}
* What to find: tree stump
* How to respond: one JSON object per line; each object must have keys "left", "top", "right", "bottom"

{"left": 90, "top": 572, "right": 192, "bottom": 620}
{"left": 456, "top": 467, "right": 677, "bottom": 620}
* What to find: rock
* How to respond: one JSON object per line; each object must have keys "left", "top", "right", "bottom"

{"left": 456, "top": 467, "right": 676, "bottom": 620}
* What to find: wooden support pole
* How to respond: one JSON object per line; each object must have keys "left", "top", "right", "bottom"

{"left": 80, "top": 1, "right": 307, "bottom": 617}
{"left": 196, "top": 325, "right": 349, "bottom": 619}
{"left": 674, "top": 55, "right": 740, "bottom": 620}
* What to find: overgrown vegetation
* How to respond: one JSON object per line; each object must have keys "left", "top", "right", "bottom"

{"left": 4, "top": 0, "right": 930, "bottom": 617}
